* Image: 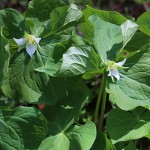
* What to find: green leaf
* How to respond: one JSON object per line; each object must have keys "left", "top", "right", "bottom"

{"left": 39, "top": 80, "right": 95, "bottom": 150}
{"left": 83, "top": 5, "right": 126, "bottom": 25}
{"left": 38, "top": 134, "right": 70, "bottom": 150}
{"left": 0, "top": 120, "right": 22, "bottom": 150}
{"left": 35, "top": 35, "right": 71, "bottom": 76}
{"left": 124, "top": 32, "right": 150, "bottom": 52}
{"left": 2, "top": 48, "right": 50, "bottom": 103}
{"left": 81, "top": 5, "right": 126, "bottom": 43}
{"left": 0, "top": 28, "right": 9, "bottom": 87}
{"left": 123, "top": 141, "right": 137, "bottom": 150}
{"left": 0, "top": 106, "right": 47, "bottom": 149}
{"left": 40, "top": 34, "right": 70, "bottom": 47}
{"left": 42, "top": 4, "right": 82, "bottom": 36}
{"left": 2, "top": 46, "right": 88, "bottom": 105}
{"left": 121, "top": 20, "right": 138, "bottom": 47}
{"left": 26, "top": 0, "right": 65, "bottom": 21}
{"left": 89, "top": 15, "right": 123, "bottom": 62}
{"left": 38, "top": 122, "right": 96, "bottom": 150}
{"left": 0, "top": 8, "right": 25, "bottom": 38}
{"left": 137, "top": 11, "right": 150, "bottom": 36}
{"left": 107, "top": 107, "right": 150, "bottom": 143}
{"left": 107, "top": 44, "right": 150, "bottom": 110}
{"left": 25, "top": 17, "right": 46, "bottom": 37}
{"left": 71, "top": 31, "right": 87, "bottom": 46}
{"left": 57, "top": 45, "right": 102, "bottom": 77}
{"left": 91, "top": 132, "right": 116, "bottom": 150}
{"left": 42, "top": 77, "right": 90, "bottom": 134}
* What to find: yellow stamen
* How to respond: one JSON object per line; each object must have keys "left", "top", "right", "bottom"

{"left": 26, "top": 34, "right": 36, "bottom": 44}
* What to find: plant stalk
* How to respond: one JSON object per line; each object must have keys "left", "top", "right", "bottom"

{"left": 98, "top": 79, "right": 107, "bottom": 131}
{"left": 94, "top": 74, "right": 105, "bottom": 125}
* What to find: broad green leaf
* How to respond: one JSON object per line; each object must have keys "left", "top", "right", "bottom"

{"left": 25, "top": 17, "right": 46, "bottom": 37}
{"left": 2, "top": 46, "right": 88, "bottom": 105}
{"left": 0, "top": 120, "right": 22, "bottom": 150}
{"left": 83, "top": 5, "right": 126, "bottom": 25}
{"left": 42, "top": 78, "right": 90, "bottom": 134}
{"left": 35, "top": 35, "right": 71, "bottom": 76}
{"left": 137, "top": 11, "right": 150, "bottom": 36}
{"left": 121, "top": 20, "right": 138, "bottom": 47}
{"left": 124, "top": 32, "right": 150, "bottom": 52}
{"left": 81, "top": 5, "right": 126, "bottom": 46}
{"left": 71, "top": 31, "right": 87, "bottom": 46}
{"left": 89, "top": 15, "right": 123, "bottom": 63}
{"left": 42, "top": 4, "right": 82, "bottom": 36}
{"left": 40, "top": 34, "right": 71, "bottom": 47}
{"left": 38, "top": 81, "right": 95, "bottom": 150}
{"left": 123, "top": 141, "right": 137, "bottom": 150}
{"left": 2, "top": 44, "right": 76, "bottom": 105}
{"left": 0, "top": 28, "right": 9, "bottom": 87}
{"left": 91, "top": 132, "right": 116, "bottom": 150}
{"left": 145, "top": 133, "right": 150, "bottom": 138}
{"left": 38, "top": 122, "right": 96, "bottom": 150}
{"left": 107, "top": 107, "right": 150, "bottom": 143}
{"left": 40, "top": 76, "right": 89, "bottom": 105}
{"left": 0, "top": 8, "right": 25, "bottom": 38}
{"left": 2, "top": 47, "right": 50, "bottom": 103}
{"left": 0, "top": 106, "right": 48, "bottom": 149}
{"left": 26, "top": 0, "right": 65, "bottom": 21}
{"left": 107, "top": 44, "right": 150, "bottom": 110}
{"left": 25, "top": 0, "right": 65, "bottom": 37}
{"left": 38, "top": 134, "right": 70, "bottom": 150}
{"left": 57, "top": 46, "right": 102, "bottom": 77}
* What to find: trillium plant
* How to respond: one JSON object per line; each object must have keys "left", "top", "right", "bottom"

{"left": 0, "top": 0, "right": 150, "bottom": 150}
{"left": 13, "top": 33, "right": 41, "bottom": 57}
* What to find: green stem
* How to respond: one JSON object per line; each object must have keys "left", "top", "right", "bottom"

{"left": 98, "top": 79, "right": 107, "bottom": 131}
{"left": 94, "top": 74, "right": 105, "bottom": 125}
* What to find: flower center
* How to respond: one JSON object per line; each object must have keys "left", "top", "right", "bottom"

{"left": 26, "top": 35, "right": 36, "bottom": 45}
{"left": 107, "top": 61, "right": 117, "bottom": 70}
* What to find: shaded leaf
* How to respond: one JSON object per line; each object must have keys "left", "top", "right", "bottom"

{"left": 124, "top": 32, "right": 150, "bottom": 52}
{"left": 0, "top": 106, "right": 48, "bottom": 149}
{"left": 83, "top": 5, "right": 126, "bottom": 25}
{"left": 0, "top": 28, "right": 9, "bottom": 87}
{"left": 0, "top": 8, "right": 25, "bottom": 38}
{"left": 123, "top": 141, "right": 137, "bottom": 150}
{"left": 42, "top": 4, "right": 82, "bottom": 36}
{"left": 0, "top": 120, "right": 22, "bottom": 150}
{"left": 26, "top": 0, "right": 65, "bottom": 21}
{"left": 137, "top": 11, "right": 150, "bottom": 36}
{"left": 91, "top": 132, "right": 116, "bottom": 150}
{"left": 107, "top": 107, "right": 150, "bottom": 143}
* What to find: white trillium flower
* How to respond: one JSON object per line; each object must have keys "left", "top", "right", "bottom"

{"left": 13, "top": 34, "right": 41, "bottom": 57}
{"left": 107, "top": 59, "right": 127, "bottom": 81}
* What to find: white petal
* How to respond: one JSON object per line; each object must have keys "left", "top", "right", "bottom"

{"left": 115, "top": 58, "right": 126, "bottom": 66}
{"left": 35, "top": 38, "right": 41, "bottom": 44}
{"left": 13, "top": 38, "right": 26, "bottom": 46}
{"left": 26, "top": 44, "right": 37, "bottom": 57}
{"left": 114, "top": 74, "right": 120, "bottom": 80}
{"left": 110, "top": 69, "right": 120, "bottom": 80}
{"left": 107, "top": 68, "right": 112, "bottom": 76}
{"left": 31, "top": 35, "right": 41, "bottom": 44}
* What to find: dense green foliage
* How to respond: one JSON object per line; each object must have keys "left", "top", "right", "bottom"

{"left": 0, "top": 0, "right": 150, "bottom": 149}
